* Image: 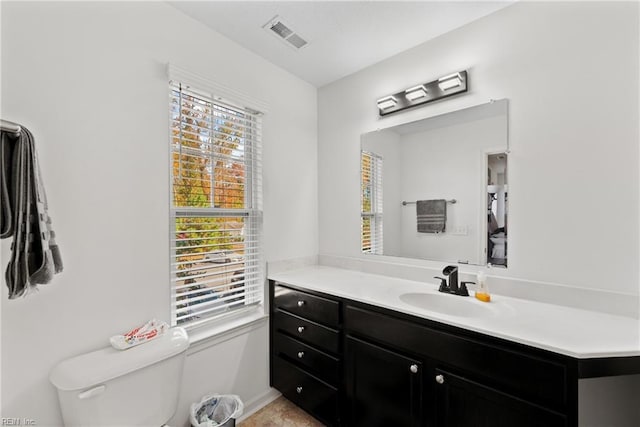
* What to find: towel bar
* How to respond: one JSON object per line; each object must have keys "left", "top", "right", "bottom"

{"left": 402, "top": 199, "right": 456, "bottom": 206}
{"left": 1, "top": 119, "right": 21, "bottom": 135}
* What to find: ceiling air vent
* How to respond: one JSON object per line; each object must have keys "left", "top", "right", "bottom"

{"left": 270, "top": 21, "right": 293, "bottom": 39}
{"left": 286, "top": 33, "right": 308, "bottom": 49}
{"left": 263, "top": 16, "right": 309, "bottom": 50}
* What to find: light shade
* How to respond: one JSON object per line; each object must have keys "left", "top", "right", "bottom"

{"left": 377, "top": 96, "right": 397, "bottom": 111}
{"left": 438, "top": 73, "right": 463, "bottom": 91}
{"left": 405, "top": 85, "right": 427, "bottom": 101}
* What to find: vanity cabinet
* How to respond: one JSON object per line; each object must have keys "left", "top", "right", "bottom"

{"left": 270, "top": 283, "right": 342, "bottom": 426}
{"left": 270, "top": 280, "right": 639, "bottom": 427}
{"left": 344, "top": 302, "right": 570, "bottom": 427}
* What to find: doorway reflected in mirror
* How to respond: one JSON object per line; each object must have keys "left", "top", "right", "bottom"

{"left": 487, "top": 153, "right": 507, "bottom": 267}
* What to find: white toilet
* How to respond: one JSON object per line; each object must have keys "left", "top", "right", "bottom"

{"left": 490, "top": 233, "right": 506, "bottom": 259}
{"left": 50, "top": 327, "right": 189, "bottom": 427}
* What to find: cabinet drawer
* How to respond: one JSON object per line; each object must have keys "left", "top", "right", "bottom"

{"left": 345, "top": 305, "right": 567, "bottom": 410}
{"left": 274, "top": 332, "right": 340, "bottom": 386}
{"left": 274, "top": 309, "right": 340, "bottom": 354}
{"left": 274, "top": 284, "right": 339, "bottom": 327}
{"left": 272, "top": 356, "right": 339, "bottom": 426}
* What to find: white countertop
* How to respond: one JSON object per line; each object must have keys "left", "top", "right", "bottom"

{"left": 269, "top": 265, "right": 640, "bottom": 359}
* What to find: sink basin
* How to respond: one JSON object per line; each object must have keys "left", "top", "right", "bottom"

{"left": 399, "top": 292, "right": 494, "bottom": 318}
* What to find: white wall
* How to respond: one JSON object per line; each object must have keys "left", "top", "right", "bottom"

{"left": 318, "top": 1, "right": 639, "bottom": 303}
{"left": 0, "top": 2, "right": 317, "bottom": 426}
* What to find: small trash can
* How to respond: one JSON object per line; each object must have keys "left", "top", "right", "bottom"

{"left": 190, "top": 394, "right": 243, "bottom": 427}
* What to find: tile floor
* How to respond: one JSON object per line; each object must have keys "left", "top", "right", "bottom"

{"left": 238, "top": 397, "right": 324, "bottom": 427}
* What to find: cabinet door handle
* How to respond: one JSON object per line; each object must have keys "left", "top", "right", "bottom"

{"left": 435, "top": 374, "right": 445, "bottom": 384}
{"left": 296, "top": 386, "right": 303, "bottom": 394}
{"left": 297, "top": 351, "right": 305, "bottom": 359}
{"left": 297, "top": 326, "right": 305, "bottom": 333}
{"left": 297, "top": 300, "right": 305, "bottom": 307}
{"left": 409, "top": 364, "right": 419, "bottom": 374}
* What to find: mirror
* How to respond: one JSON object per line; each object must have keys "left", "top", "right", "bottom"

{"left": 360, "top": 99, "right": 508, "bottom": 267}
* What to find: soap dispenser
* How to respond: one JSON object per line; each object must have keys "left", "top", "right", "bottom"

{"left": 475, "top": 271, "right": 491, "bottom": 302}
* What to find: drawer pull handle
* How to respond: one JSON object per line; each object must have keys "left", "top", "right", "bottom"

{"left": 296, "top": 386, "right": 303, "bottom": 394}
{"left": 409, "top": 364, "right": 418, "bottom": 374}
{"left": 297, "top": 300, "right": 305, "bottom": 307}
{"left": 297, "top": 351, "right": 305, "bottom": 359}
{"left": 435, "top": 374, "right": 445, "bottom": 384}
{"left": 297, "top": 326, "right": 305, "bottom": 333}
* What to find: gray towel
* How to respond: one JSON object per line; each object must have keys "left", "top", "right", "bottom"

{"left": 1, "top": 131, "right": 16, "bottom": 238}
{"left": 2, "top": 126, "right": 62, "bottom": 299}
{"left": 416, "top": 199, "right": 447, "bottom": 233}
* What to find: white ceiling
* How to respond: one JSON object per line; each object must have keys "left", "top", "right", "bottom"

{"left": 169, "top": 1, "right": 514, "bottom": 88}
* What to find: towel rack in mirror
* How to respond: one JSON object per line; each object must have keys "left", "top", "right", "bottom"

{"left": 402, "top": 199, "right": 456, "bottom": 206}
{"left": 1, "top": 119, "right": 22, "bottom": 135}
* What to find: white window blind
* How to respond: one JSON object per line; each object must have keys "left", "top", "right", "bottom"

{"left": 361, "top": 151, "right": 383, "bottom": 254}
{"left": 169, "top": 81, "right": 263, "bottom": 329}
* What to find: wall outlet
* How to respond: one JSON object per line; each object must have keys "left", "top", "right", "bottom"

{"left": 451, "top": 225, "right": 468, "bottom": 236}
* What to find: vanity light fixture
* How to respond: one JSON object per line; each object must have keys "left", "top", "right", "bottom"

{"left": 376, "top": 96, "right": 398, "bottom": 111}
{"left": 405, "top": 85, "right": 428, "bottom": 101}
{"left": 438, "top": 72, "right": 463, "bottom": 90}
{"left": 377, "top": 70, "right": 468, "bottom": 116}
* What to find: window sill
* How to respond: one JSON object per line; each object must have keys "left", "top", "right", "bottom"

{"left": 185, "top": 306, "right": 268, "bottom": 356}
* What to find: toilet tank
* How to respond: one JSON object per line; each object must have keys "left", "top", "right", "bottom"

{"left": 50, "top": 327, "right": 189, "bottom": 427}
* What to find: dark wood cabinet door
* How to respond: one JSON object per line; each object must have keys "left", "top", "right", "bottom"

{"left": 346, "top": 336, "right": 423, "bottom": 427}
{"left": 434, "top": 368, "right": 566, "bottom": 427}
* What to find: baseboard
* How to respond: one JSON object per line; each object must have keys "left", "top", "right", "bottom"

{"left": 235, "top": 388, "right": 281, "bottom": 423}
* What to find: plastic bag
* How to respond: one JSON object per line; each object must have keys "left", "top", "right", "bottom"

{"left": 190, "top": 394, "right": 244, "bottom": 427}
{"left": 110, "top": 319, "right": 169, "bottom": 350}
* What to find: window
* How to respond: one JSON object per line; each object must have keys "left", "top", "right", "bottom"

{"left": 169, "top": 81, "right": 263, "bottom": 328}
{"left": 361, "top": 151, "right": 383, "bottom": 254}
